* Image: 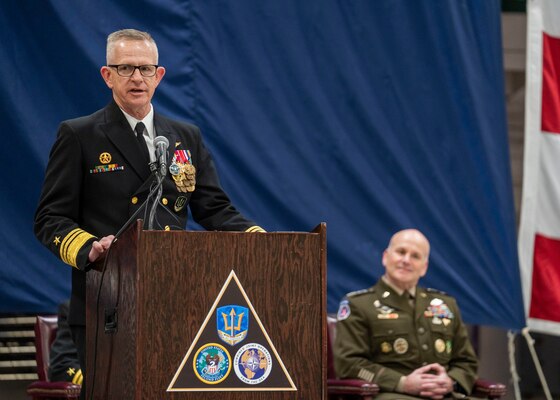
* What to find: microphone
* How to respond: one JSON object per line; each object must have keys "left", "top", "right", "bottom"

{"left": 153, "top": 136, "right": 169, "bottom": 177}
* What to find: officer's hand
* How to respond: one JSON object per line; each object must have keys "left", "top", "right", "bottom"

{"left": 418, "top": 363, "right": 454, "bottom": 399}
{"left": 402, "top": 364, "right": 438, "bottom": 395}
{"left": 88, "top": 235, "right": 115, "bottom": 262}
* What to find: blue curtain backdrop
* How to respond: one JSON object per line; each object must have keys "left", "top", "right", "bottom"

{"left": 0, "top": 0, "right": 524, "bottom": 329}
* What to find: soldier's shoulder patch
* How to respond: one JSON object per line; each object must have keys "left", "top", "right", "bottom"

{"left": 337, "top": 300, "right": 351, "bottom": 320}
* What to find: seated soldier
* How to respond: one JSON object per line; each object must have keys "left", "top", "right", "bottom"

{"left": 333, "top": 229, "right": 478, "bottom": 399}
{"left": 49, "top": 300, "right": 83, "bottom": 387}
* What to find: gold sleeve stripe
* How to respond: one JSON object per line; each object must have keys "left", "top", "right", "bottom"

{"left": 72, "top": 369, "right": 83, "bottom": 385}
{"left": 60, "top": 229, "right": 81, "bottom": 264}
{"left": 60, "top": 228, "right": 96, "bottom": 268}
{"left": 245, "top": 225, "right": 266, "bottom": 233}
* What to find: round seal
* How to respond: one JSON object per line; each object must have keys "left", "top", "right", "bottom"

{"left": 380, "top": 341, "right": 392, "bottom": 353}
{"left": 193, "top": 343, "right": 231, "bottom": 384}
{"left": 169, "top": 162, "right": 181, "bottom": 176}
{"left": 393, "top": 338, "right": 409, "bottom": 354}
{"left": 234, "top": 343, "right": 272, "bottom": 385}
{"left": 435, "top": 338, "right": 446, "bottom": 353}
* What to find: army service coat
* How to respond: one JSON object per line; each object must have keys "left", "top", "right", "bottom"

{"left": 333, "top": 279, "right": 478, "bottom": 396}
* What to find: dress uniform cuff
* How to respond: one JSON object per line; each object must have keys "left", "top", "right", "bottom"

{"left": 71, "top": 368, "right": 83, "bottom": 385}
{"left": 396, "top": 376, "right": 406, "bottom": 392}
{"left": 245, "top": 225, "right": 266, "bottom": 233}
{"left": 59, "top": 228, "right": 97, "bottom": 269}
{"left": 369, "top": 366, "right": 403, "bottom": 392}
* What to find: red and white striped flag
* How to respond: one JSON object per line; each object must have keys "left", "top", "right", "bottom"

{"left": 519, "top": 0, "right": 560, "bottom": 335}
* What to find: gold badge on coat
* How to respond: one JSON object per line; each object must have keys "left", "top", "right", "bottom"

{"left": 435, "top": 338, "right": 446, "bottom": 353}
{"left": 393, "top": 338, "right": 408, "bottom": 354}
{"left": 171, "top": 150, "right": 196, "bottom": 192}
{"left": 174, "top": 196, "right": 187, "bottom": 212}
{"left": 380, "top": 342, "right": 392, "bottom": 353}
{"left": 99, "top": 152, "right": 111, "bottom": 164}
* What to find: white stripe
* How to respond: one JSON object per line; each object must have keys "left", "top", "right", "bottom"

{"left": 541, "top": 0, "right": 560, "bottom": 37}
{"left": 536, "top": 133, "right": 560, "bottom": 237}
{"left": 528, "top": 317, "right": 560, "bottom": 334}
{"left": 519, "top": 0, "right": 545, "bottom": 322}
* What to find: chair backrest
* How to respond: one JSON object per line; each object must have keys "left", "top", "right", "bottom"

{"left": 34, "top": 315, "right": 58, "bottom": 381}
{"left": 326, "top": 315, "right": 338, "bottom": 379}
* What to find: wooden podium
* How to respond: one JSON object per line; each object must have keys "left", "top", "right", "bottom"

{"left": 86, "top": 222, "right": 327, "bottom": 399}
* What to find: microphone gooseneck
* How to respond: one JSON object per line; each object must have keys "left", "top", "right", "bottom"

{"left": 154, "top": 136, "right": 169, "bottom": 178}
{"left": 147, "top": 136, "right": 169, "bottom": 229}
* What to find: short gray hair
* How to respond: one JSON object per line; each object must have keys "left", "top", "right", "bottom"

{"left": 106, "top": 29, "right": 159, "bottom": 64}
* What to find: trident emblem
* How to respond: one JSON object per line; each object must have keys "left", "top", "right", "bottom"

{"left": 217, "top": 305, "right": 249, "bottom": 346}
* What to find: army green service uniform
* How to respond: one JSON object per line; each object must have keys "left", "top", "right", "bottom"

{"left": 333, "top": 279, "right": 478, "bottom": 399}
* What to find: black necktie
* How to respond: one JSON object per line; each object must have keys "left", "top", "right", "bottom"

{"left": 134, "top": 122, "right": 150, "bottom": 163}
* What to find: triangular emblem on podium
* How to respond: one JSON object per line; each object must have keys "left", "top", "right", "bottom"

{"left": 167, "top": 270, "right": 297, "bottom": 392}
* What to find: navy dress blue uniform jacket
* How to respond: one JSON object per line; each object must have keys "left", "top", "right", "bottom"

{"left": 35, "top": 100, "right": 263, "bottom": 326}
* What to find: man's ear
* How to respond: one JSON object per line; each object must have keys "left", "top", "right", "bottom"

{"left": 100, "top": 66, "right": 113, "bottom": 89}
{"left": 153, "top": 66, "right": 166, "bottom": 86}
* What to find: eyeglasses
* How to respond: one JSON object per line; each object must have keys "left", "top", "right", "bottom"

{"left": 107, "top": 64, "right": 159, "bottom": 77}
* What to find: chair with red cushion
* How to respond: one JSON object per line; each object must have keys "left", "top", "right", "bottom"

{"left": 26, "top": 315, "right": 81, "bottom": 400}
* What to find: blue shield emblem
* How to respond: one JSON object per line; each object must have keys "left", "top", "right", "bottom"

{"left": 217, "top": 305, "right": 249, "bottom": 346}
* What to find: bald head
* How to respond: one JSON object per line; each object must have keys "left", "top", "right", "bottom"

{"left": 382, "top": 229, "right": 430, "bottom": 291}
{"left": 387, "top": 229, "right": 430, "bottom": 259}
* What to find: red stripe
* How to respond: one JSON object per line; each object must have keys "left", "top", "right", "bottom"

{"left": 174, "top": 150, "right": 187, "bottom": 163}
{"left": 529, "top": 233, "right": 560, "bottom": 321}
{"left": 541, "top": 32, "right": 560, "bottom": 134}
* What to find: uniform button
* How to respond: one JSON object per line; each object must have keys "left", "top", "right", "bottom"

{"left": 422, "top": 362, "right": 428, "bottom": 366}
{"left": 131, "top": 196, "right": 138, "bottom": 204}
{"left": 164, "top": 225, "right": 170, "bottom": 231}
{"left": 418, "top": 327, "right": 425, "bottom": 334}
{"left": 162, "top": 197, "right": 168, "bottom": 205}
{"left": 388, "top": 329, "right": 394, "bottom": 334}
{"left": 422, "top": 344, "right": 429, "bottom": 351}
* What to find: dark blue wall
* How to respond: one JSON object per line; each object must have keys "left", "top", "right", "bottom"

{"left": 0, "top": 0, "right": 523, "bottom": 329}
